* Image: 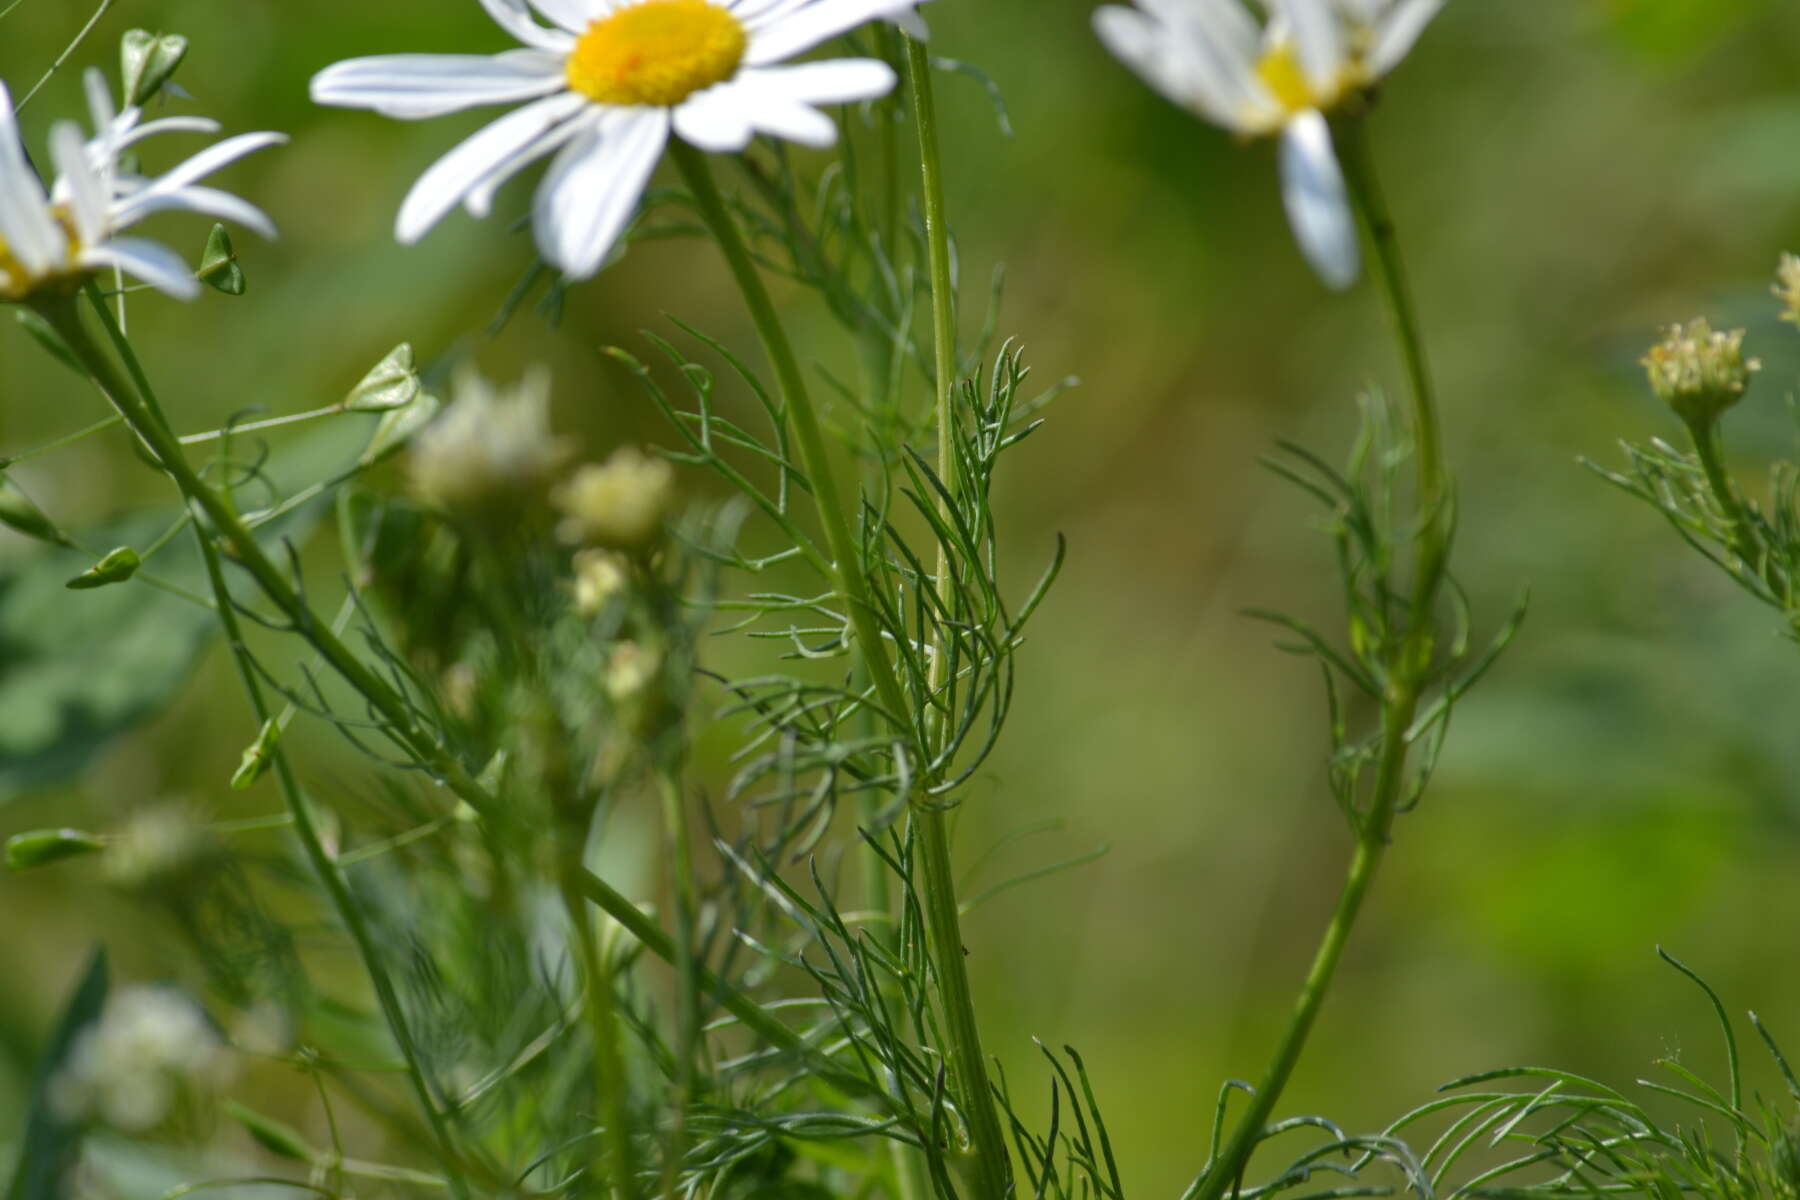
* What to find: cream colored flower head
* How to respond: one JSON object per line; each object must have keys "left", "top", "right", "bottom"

{"left": 49, "top": 986, "right": 231, "bottom": 1132}
{"left": 0, "top": 69, "right": 282, "bottom": 303}
{"left": 311, "top": 0, "right": 932, "bottom": 281}
{"left": 555, "top": 446, "right": 676, "bottom": 550}
{"left": 411, "top": 365, "right": 572, "bottom": 514}
{"left": 1093, "top": 0, "right": 1442, "bottom": 289}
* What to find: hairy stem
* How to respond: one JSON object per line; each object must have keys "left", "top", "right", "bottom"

{"left": 1190, "top": 118, "right": 1451, "bottom": 1200}
{"left": 45, "top": 290, "right": 473, "bottom": 1200}
{"left": 906, "top": 37, "right": 1013, "bottom": 1200}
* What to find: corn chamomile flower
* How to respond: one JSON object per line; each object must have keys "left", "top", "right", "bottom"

{"left": 0, "top": 69, "right": 283, "bottom": 303}
{"left": 310, "top": 0, "right": 930, "bottom": 280}
{"left": 1093, "top": 0, "right": 1442, "bottom": 288}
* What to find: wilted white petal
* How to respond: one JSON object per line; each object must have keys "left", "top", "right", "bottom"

{"left": 533, "top": 108, "right": 669, "bottom": 279}
{"left": 1278, "top": 109, "right": 1358, "bottom": 289}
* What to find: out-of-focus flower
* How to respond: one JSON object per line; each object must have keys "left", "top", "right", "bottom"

{"left": 410, "top": 365, "right": 571, "bottom": 517}
{"left": 310, "top": 0, "right": 930, "bottom": 279}
{"left": 102, "top": 803, "right": 218, "bottom": 891}
{"left": 1092, "top": 0, "right": 1442, "bottom": 288}
{"left": 573, "top": 547, "right": 631, "bottom": 614}
{"left": 1642, "top": 319, "right": 1758, "bottom": 429}
{"left": 1774, "top": 253, "right": 1800, "bottom": 328}
{"left": 0, "top": 69, "right": 281, "bottom": 303}
{"left": 49, "top": 986, "right": 231, "bottom": 1132}
{"left": 554, "top": 447, "right": 675, "bottom": 551}
{"left": 605, "top": 639, "right": 662, "bottom": 701}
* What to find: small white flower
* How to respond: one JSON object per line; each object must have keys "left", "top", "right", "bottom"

{"left": 310, "top": 0, "right": 931, "bottom": 280}
{"left": 49, "top": 986, "right": 230, "bottom": 1132}
{"left": 554, "top": 446, "right": 676, "bottom": 550}
{"left": 0, "top": 69, "right": 283, "bottom": 303}
{"left": 410, "top": 364, "right": 572, "bottom": 514}
{"left": 1093, "top": 0, "right": 1443, "bottom": 288}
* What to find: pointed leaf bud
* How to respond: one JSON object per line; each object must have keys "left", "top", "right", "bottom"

{"left": 197, "top": 225, "right": 246, "bottom": 295}
{"left": 120, "top": 30, "right": 189, "bottom": 107}
{"left": 0, "top": 474, "right": 71, "bottom": 545}
{"left": 6, "top": 828, "right": 106, "bottom": 872}
{"left": 65, "top": 546, "right": 142, "bottom": 590}
{"left": 344, "top": 343, "right": 421, "bottom": 412}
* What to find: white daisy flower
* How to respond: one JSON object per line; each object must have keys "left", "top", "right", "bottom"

{"left": 0, "top": 68, "right": 284, "bottom": 303}
{"left": 1094, "top": 0, "right": 1443, "bottom": 289}
{"left": 310, "top": 0, "right": 932, "bottom": 281}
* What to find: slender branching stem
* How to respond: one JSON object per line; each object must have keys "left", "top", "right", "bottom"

{"left": 1191, "top": 117, "right": 1451, "bottom": 1200}
{"left": 1686, "top": 416, "right": 1767, "bottom": 581}
{"left": 41, "top": 289, "right": 473, "bottom": 1200}
{"left": 905, "top": 37, "right": 1013, "bottom": 1200}
{"left": 560, "top": 867, "right": 637, "bottom": 1200}
{"left": 670, "top": 140, "right": 913, "bottom": 736}
{"left": 656, "top": 762, "right": 701, "bottom": 1200}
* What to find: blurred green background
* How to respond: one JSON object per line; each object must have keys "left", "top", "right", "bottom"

{"left": 8, "top": 0, "right": 1800, "bottom": 1193}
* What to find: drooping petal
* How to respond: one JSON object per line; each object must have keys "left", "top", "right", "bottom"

{"left": 110, "top": 116, "right": 222, "bottom": 153}
{"left": 532, "top": 108, "right": 669, "bottom": 279}
{"left": 395, "top": 92, "right": 589, "bottom": 241}
{"left": 79, "top": 236, "right": 199, "bottom": 299}
{"left": 1278, "top": 109, "right": 1358, "bottom": 290}
{"left": 310, "top": 51, "right": 567, "bottom": 120}
{"left": 135, "top": 131, "right": 287, "bottom": 195}
{"left": 0, "top": 82, "right": 68, "bottom": 274}
{"left": 1369, "top": 0, "right": 1444, "bottom": 75}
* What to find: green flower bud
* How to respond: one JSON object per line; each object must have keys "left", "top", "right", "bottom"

{"left": 1642, "top": 319, "right": 1758, "bottom": 428}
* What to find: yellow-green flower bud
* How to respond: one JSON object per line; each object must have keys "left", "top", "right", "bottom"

{"left": 1642, "top": 319, "right": 1758, "bottom": 428}
{"left": 1776, "top": 254, "right": 1800, "bottom": 329}
{"left": 572, "top": 548, "right": 631, "bottom": 615}
{"left": 553, "top": 447, "right": 675, "bottom": 552}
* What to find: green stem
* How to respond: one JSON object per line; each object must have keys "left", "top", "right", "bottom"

{"left": 561, "top": 869, "right": 637, "bottom": 1200}
{"left": 45, "top": 291, "right": 472, "bottom": 1200}
{"left": 656, "top": 763, "right": 700, "bottom": 1200}
{"left": 905, "top": 38, "right": 1012, "bottom": 1200}
{"left": 670, "top": 140, "right": 913, "bottom": 736}
{"left": 1191, "top": 118, "right": 1451, "bottom": 1200}
{"left": 1687, "top": 417, "right": 1766, "bottom": 577}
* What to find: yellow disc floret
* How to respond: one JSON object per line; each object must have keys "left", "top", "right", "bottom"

{"left": 1255, "top": 42, "right": 1317, "bottom": 114}
{"left": 566, "top": 0, "right": 748, "bottom": 107}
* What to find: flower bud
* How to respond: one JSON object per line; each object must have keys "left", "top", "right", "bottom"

{"left": 1776, "top": 254, "right": 1800, "bottom": 329}
{"left": 553, "top": 447, "right": 674, "bottom": 552}
{"left": 572, "top": 549, "right": 631, "bottom": 615}
{"left": 409, "top": 366, "right": 569, "bottom": 518}
{"left": 606, "top": 640, "right": 662, "bottom": 703}
{"left": 1642, "top": 319, "right": 1758, "bottom": 428}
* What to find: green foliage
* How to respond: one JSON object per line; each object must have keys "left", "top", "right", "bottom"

{"left": 6, "top": 950, "right": 107, "bottom": 1200}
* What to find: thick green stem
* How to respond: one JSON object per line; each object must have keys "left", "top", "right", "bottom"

{"left": 45, "top": 291, "right": 472, "bottom": 1200}
{"left": 1191, "top": 119, "right": 1451, "bottom": 1200}
{"left": 905, "top": 38, "right": 1012, "bottom": 1200}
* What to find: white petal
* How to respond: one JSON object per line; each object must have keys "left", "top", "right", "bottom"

{"left": 111, "top": 116, "right": 222, "bottom": 152}
{"left": 140, "top": 131, "right": 286, "bottom": 195}
{"left": 1094, "top": 3, "right": 1265, "bottom": 130}
{"left": 465, "top": 104, "right": 600, "bottom": 218}
{"left": 673, "top": 85, "right": 756, "bottom": 152}
{"left": 82, "top": 68, "right": 118, "bottom": 145}
{"left": 736, "top": 82, "right": 838, "bottom": 146}
{"left": 115, "top": 186, "right": 279, "bottom": 239}
{"left": 1369, "top": 0, "right": 1443, "bottom": 75}
{"left": 50, "top": 122, "right": 109, "bottom": 245}
{"left": 889, "top": 7, "right": 927, "bottom": 39}
{"left": 526, "top": 0, "right": 601, "bottom": 33}
{"left": 80, "top": 237, "right": 198, "bottom": 300}
{"left": 0, "top": 83, "right": 67, "bottom": 274}
{"left": 395, "top": 92, "right": 588, "bottom": 241}
{"left": 745, "top": 0, "right": 917, "bottom": 65}
{"left": 479, "top": 0, "right": 579, "bottom": 50}
{"left": 1275, "top": 0, "right": 1344, "bottom": 95}
{"left": 738, "top": 58, "right": 896, "bottom": 105}
{"left": 1094, "top": 6, "right": 1196, "bottom": 110}
{"left": 310, "top": 52, "right": 567, "bottom": 120}
{"left": 1278, "top": 110, "right": 1358, "bottom": 290}
{"left": 532, "top": 108, "right": 668, "bottom": 279}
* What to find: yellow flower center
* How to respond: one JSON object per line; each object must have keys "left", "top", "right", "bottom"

{"left": 1255, "top": 42, "right": 1318, "bottom": 114}
{"left": 566, "top": 0, "right": 748, "bottom": 107}
{"left": 0, "top": 211, "right": 81, "bottom": 303}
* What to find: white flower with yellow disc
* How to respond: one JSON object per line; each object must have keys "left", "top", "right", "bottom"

{"left": 0, "top": 69, "right": 282, "bottom": 303}
{"left": 1093, "top": 0, "right": 1442, "bottom": 289}
{"left": 311, "top": 0, "right": 931, "bottom": 280}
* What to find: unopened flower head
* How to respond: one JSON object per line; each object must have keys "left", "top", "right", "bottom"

{"left": 1643, "top": 319, "right": 1759, "bottom": 428}
{"left": 1093, "top": 0, "right": 1443, "bottom": 289}
{"left": 1775, "top": 253, "right": 1800, "bottom": 328}
{"left": 554, "top": 446, "right": 675, "bottom": 550}
{"left": 0, "top": 69, "right": 282, "bottom": 304}
{"left": 411, "top": 365, "right": 571, "bottom": 516}
{"left": 310, "top": 0, "right": 931, "bottom": 280}
{"left": 49, "top": 986, "right": 231, "bottom": 1132}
